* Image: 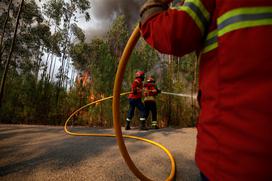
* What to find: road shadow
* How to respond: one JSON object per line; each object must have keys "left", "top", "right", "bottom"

{"left": 0, "top": 124, "right": 199, "bottom": 180}
{"left": 0, "top": 125, "right": 118, "bottom": 176}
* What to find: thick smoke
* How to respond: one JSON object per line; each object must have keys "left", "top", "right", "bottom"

{"left": 92, "top": 0, "right": 143, "bottom": 22}
{"left": 85, "top": 0, "right": 144, "bottom": 41}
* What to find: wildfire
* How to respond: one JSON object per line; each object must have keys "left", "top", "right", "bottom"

{"left": 76, "top": 71, "right": 91, "bottom": 87}
{"left": 88, "top": 91, "right": 95, "bottom": 102}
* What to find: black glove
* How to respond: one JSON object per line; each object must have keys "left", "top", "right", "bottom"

{"left": 140, "top": 0, "right": 172, "bottom": 25}
{"left": 157, "top": 88, "right": 161, "bottom": 94}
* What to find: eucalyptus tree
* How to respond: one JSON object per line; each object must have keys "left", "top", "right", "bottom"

{"left": 0, "top": 0, "right": 24, "bottom": 106}
{"left": 51, "top": 0, "right": 90, "bottom": 88}
{"left": 0, "top": 0, "right": 55, "bottom": 121}
{"left": 40, "top": 0, "right": 90, "bottom": 85}
{"left": 0, "top": 0, "right": 13, "bottom": 64}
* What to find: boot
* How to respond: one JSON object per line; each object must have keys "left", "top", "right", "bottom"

{"left": 125, "top": 119, "right": 131, "bottom": 130}
{"left": 151, "top": 125, "right": 159, "bottom": 129}
{"left": 151, "top": 121, "right": 159, "bottom": 129}
{"left": 140, "top": 119, "right": 148, "bottom": 130}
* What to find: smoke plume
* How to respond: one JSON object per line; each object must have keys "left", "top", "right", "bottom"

{"left": 85, "top": 0, "right": 144, "bottom": 41}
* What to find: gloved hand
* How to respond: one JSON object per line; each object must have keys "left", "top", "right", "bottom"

{"left": 133, "top": 88, "right": 138, "bottom": 95}
{"left": 140, "top": 0, "right": 173, "bottom": 25}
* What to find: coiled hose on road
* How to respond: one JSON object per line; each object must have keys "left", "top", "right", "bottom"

{"left": 64, "top": 25, "right": 176, "bottom": 181}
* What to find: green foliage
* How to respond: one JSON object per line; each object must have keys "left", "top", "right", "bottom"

{"left": 70, "top": 42, "right": 90, "bottom": 70}
{"left": 71, "top": 23, "right": 85, "bottom": 42}
{"left": 0, "top": 67, "right": 65, "bottom": 124}
{"left": 43, "top": 0, "right": 64, "bottom": 25}
{"left": 0, "top": 0, "right": 91, "bottom": 124}
{"left": 50, "top": 31, "right": 63, "bottom": 56}
{"left": 74, "top": 0, "right": 91, "bottom": 13}
{"left": 22, "top": 0, "right": 43, "bottom": 24}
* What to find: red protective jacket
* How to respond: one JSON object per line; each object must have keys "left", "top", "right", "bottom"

{"left": 128, "top": 77, "right": 143, "bottom": 99}
{"left": 141, "top": 0, "right": 272, "bottom": 180}
{"left": 143, "top": 83, "right": 159, "bottom": 101}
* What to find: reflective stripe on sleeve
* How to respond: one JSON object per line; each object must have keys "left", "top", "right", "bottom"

{"left": 173, "top": 0, "right": 210, "bottom": 34}
{"left": 202, "top": 29, "right": 218, "bottom": 53}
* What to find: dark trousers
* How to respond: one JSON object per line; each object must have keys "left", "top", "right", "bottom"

{"left": 127, "top": 98, "right": 145, "bottom": 119}
{"left": 144, "top": 101, "right": 157, "bottom": 121}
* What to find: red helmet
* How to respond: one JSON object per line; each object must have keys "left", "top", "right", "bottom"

{"left": 147, "top": 76, "right": 155, "bottom": 83}
{"left": 135, "top": 71, "right": 145, "bottom": 78}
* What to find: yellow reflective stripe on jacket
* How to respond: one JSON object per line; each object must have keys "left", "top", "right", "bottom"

{"left": 202, "top": 29, "right": 218, "bottom": 53}
{"left": 144, "top": 96, "right": 155, "bottom": 102}
{"left": 185, "top": 0, "right": 210, "bottom": 20}
{"left": 203, "top": 7, "right": 272, "bottom": 53}
{"left": 218, "top": 7, "right": 272, "bottom": 36}
{"left": 173, "top": 0, "right": 210, "bottom": 34}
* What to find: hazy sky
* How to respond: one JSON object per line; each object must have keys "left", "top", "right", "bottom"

{"left": 33, "top": 0, "right": 144, "bottom": 41}
{"left": 78, "top": 0, "right": 144, "bottom": 41}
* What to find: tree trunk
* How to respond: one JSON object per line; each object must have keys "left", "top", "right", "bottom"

{"left": 51, "top": 57, "right": 57, "bottom": 82}
{"left": 59, "top": 17, "right": 72, "bottom": 88}
{"left": 0, "top": 0, "right": 13, "bottom": 64}
{"left": 48, "top": 53, "right": 53, "bottom": 81}
{"left": 34, "top": 52, "right": 44, "bottom": 84}
{"left": 0, "top": 0, "right": 24, "bottom": 107}
{"left": 64, "top": 57, "right": 70, "bottom": 89}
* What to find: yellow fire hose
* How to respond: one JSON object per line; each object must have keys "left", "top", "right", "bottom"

{"left": 64, "top": 25, "right": 176, "bottom": 181}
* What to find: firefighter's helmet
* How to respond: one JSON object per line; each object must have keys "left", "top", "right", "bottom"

{"left": 135, "top": 71, "right": 145, "bottom": 78}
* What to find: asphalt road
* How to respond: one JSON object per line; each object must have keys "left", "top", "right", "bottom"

{"left": 0, "top": 124, "right": 200, "bottom": 181}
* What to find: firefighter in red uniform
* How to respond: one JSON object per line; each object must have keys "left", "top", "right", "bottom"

{"left": 126, "top": 71, "right": 148, "bottom": 130}
{"left": 140, "top": 0, "right": 272, "bottom": 180}
{"left": 144, "top": 76, "right": 161, "bottom": 129}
